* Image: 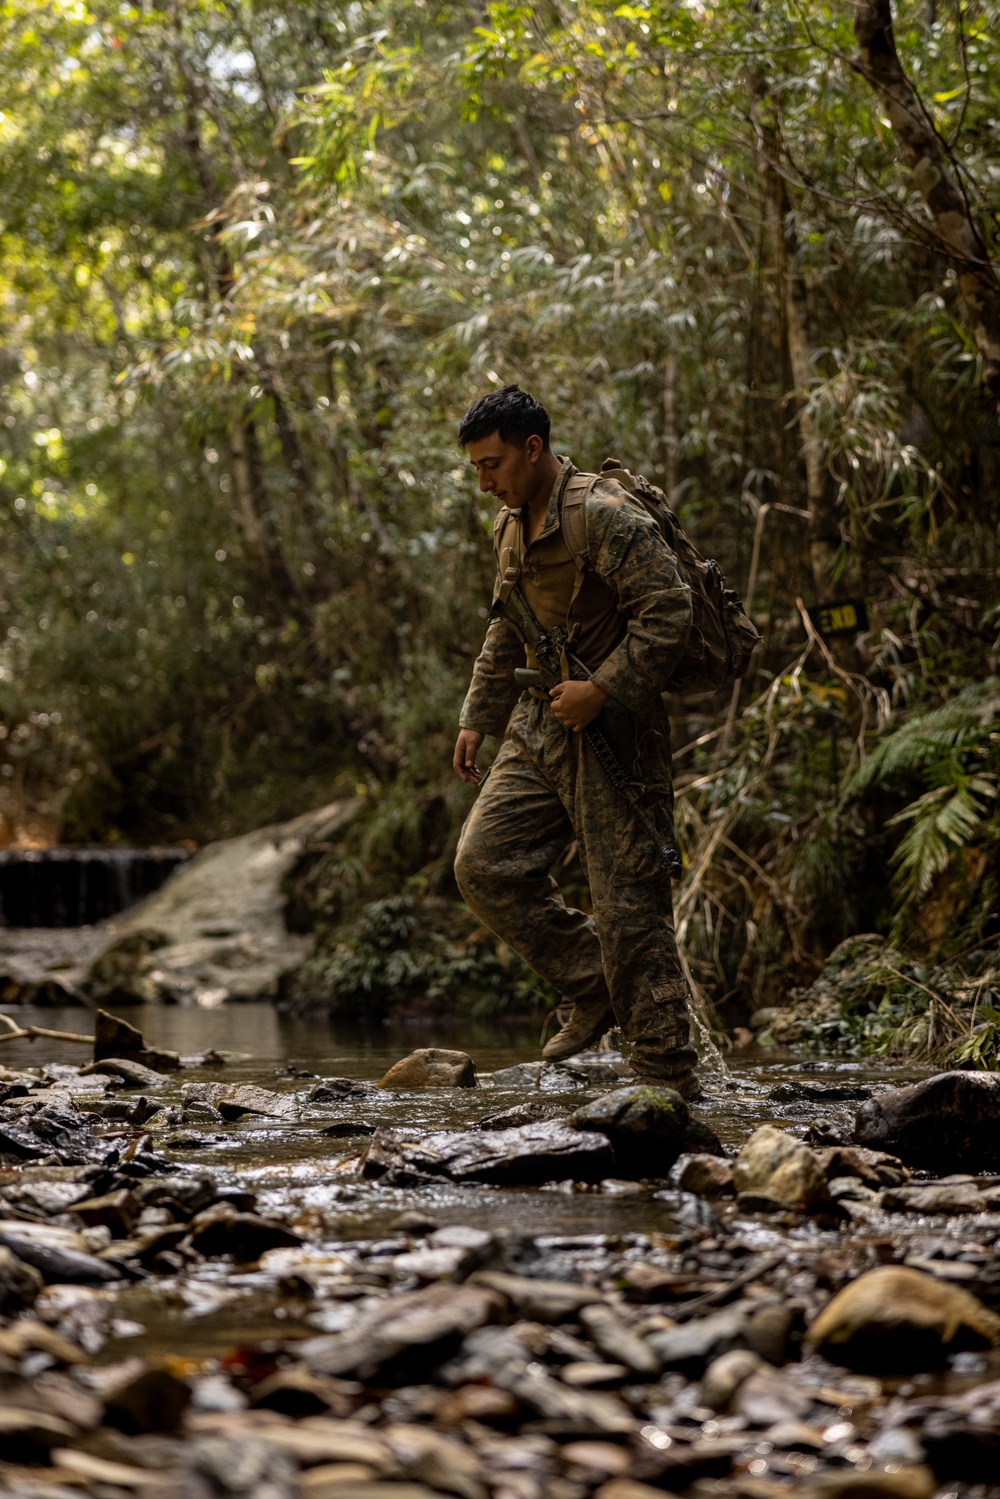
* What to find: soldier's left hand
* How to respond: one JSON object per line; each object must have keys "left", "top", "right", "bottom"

{"left": 549, "top": 679, "right": 610, "bottom": 732}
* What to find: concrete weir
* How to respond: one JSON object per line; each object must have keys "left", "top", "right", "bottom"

{"left": 0, "top": 846, "right": 190, "bottom": 928}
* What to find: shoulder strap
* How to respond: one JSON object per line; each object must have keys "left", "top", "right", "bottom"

{"left": 493, "top": 506, "right": 523, "bottom": 606}
{"left": 562, "top": 473, "right": 598, "bottom": 618}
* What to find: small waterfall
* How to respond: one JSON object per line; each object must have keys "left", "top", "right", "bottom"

{"left": 0, "top": 847, "right": 191, "bottom": 928}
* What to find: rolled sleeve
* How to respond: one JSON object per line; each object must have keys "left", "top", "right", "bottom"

{"left": 458, "top": 616, "right": 524, "bottom": 737}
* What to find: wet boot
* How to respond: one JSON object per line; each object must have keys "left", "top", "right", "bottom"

{"left": 541, "top": 999, "right": 614, "bottom": 1062}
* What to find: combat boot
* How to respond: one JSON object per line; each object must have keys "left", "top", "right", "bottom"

{"left": 541, "top": 999, "right": 614, "bottom": 1062}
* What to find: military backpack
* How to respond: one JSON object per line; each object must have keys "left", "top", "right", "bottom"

{"left": 562, "top": 459, "right": 761, "bottom": 695}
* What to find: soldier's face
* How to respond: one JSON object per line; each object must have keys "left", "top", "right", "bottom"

{"left": 467, "top": 433, "right": 544, "bottom": 509}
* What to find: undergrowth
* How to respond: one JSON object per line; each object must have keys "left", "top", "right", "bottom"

{"left": 292, "top": 894, "right": 556, "bottom": 1021}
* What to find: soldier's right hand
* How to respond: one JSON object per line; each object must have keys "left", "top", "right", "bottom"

{"left": 453, "top": 729, "right": 484, "bottom": 784}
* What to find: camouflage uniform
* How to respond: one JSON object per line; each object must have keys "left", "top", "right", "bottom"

{"left": 454, "top": 459, "right": 698, "bottom": 1085}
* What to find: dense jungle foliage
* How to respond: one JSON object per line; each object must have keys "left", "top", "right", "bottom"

{"left": 1, "top": 0, "right": 999, "bottom": 1052}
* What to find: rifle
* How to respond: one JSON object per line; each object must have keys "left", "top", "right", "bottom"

{"left": 490, "top": 588, "right": 684, "bottom": 881}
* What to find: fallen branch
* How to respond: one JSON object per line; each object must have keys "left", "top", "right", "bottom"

{"left": 671, "top": 1252, "right": 784, "bottom": 1321}
{"left": 0, "top": 1012, "right": 93, "bottom": 1047}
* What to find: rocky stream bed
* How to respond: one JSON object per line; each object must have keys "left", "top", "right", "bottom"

{"left": 1, "top": 1006, "right": 1000, "bottom": 1499}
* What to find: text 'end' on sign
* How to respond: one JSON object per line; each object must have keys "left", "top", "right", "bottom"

{"left": 808, "top": 599, "right": 869, "bottom": 638}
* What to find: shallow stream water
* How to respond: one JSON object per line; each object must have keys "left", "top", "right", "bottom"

{"left": 0, "top": 1002, "right": 943, "bottom": 1368}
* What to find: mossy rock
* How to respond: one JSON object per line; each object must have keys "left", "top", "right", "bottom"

{"left": 570, "top": 1084, "right": 690, "bottom": 1178}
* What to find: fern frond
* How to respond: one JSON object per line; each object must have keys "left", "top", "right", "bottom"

{"left": 887, "top": 777, "right": 997, "bottom": 903}
{"left": 844, "top": 678, "right": 1000, "bottom": 799}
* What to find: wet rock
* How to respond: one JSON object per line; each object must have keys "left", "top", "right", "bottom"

{"left": 853, "top": 1069, "right": 1000, "bottom": 1173}
{"left": 91, "top": 1005, "right": 180, "bottom": 1070}
{"left": 4, "top": 1177, "right": 93, "bottom": 1215}
{"left": 302, "top": 1282, "right": 503, "bottom": 1379}
{"left": 676, "top": 1154, "right": 735, "bottom": 1198}
{"left": 0, "top": 1406, "right": 79, "bottom": 1462}
{"left": 250, "top": 1367, "right": 357, "bottom": 1417}
{"left": 562, "top": 1361, "right": 629, "bottom": 1387}
{"left": 920, "top": 1380, "right": 1000, "bottom": 1484}
{"left": 569, "top": 1086, "right": 689, "bottom": 1177}
{"left": 0, "top": 1244, "right": 43, "bottom": 1312}
{"left": 103, "top": 1363, "right": 192, "bottom": 1433}
{"left": 578, "top": 1302, "right": 659, "bottom": 1377}
{"left": 137, "top": 1173, "right": 221, "bottom": 1217}
{"left": 392, "top": 1246, "right": 482, "bottom": 1282}
{"left": 805, "top": 1470, "right": 936, "bottom": 1499}
{"left": 187, "top": 1205, "right": 303, "bottom": 1260}
{"left": 363, "top": 1122, "right": 615, "bottom": 1186}
{"left": 184, "top": 1080, "right": 300, "bottom": 1120}
{"left": 734, "top": 1364, "right": 812, "bottom": 1425}
{"left": 0, "top": 1118, "right": 66, "bottom": 1160}
{"left": 768, "top": 1079, "right": 873, "bottom": 1103}
{"left": 732, "top": 1125, "right": 827, "bottom": 1210}
{"left": 595, "top": 1483, "right": 673, "bottom": 1499}
{"left": 679, "top": 1116, "right": 726, "bottom": 1157}
{"left": 430, "top": 1224, "right": 497, "bottom": 1256}
{"left": 391, "top": 1210, "right": 440, "bottom": 1235}
{"left": 628, "top": 1429, "right": 744, "bottom": 1486}
{"left": 647, "top": 1306, "right": 750, "bottom": 1372}
{"left": 478, "top": 1098, "right": 574, "bottom": 1130}
{"left": 881, "top": 1181, "right": 991, "bottom": 1215}
{"left": 310, "top": 1078, "right": 379, "bottom": 1103}
{"left": 187, "top": 1434, "right": 298, "bottom": 1494}
{"left": 182, "top": 1099, "right": 225, "bottom": 1124}
{"left": 72, "top": 1187, "right": 139, "bottom": 1237}
{"left": 379, "top": 1048, "right": 479, "bottom": 1090}
{"left": 321, "top": 1119, "right": 378, "bottom": 1137}
{"left": 496, "top": 1363, "right": 634, "bottom": 1435}
{"left": 700, "top": 1347, "right": 763, "bottom": 1410}
{"left": 743, "top": 1299, "right": 795, "bottom": 1365}
{"left": 300, "top": 1478, "right": 428, "bottom": 1499}
{"left": 385, "top": 1422, "right": 487, "bottom": 1499}
{"left": 141, "top": 1104, "right": 183, "bottom": 1129}
{"left": 806, "top": 1264, "right": 1000, "bottom": 1372}
{"left": 0, "top": 1224, "right": 122, "bottom": 1283}
{"left": 491, "top": 1061, "right": 560, "bottom": 1088}
{"left": 813, "top": 1144, "right": 909, "bottom": 1189}
{"left": 81, "top": 1055, "right": 174, "bottom": 1092}
{"left": 559, "top": 1440, "right": 631, "bottom": 1475}
{"left": 492, "top": 1059, "right": 611, "bottom": 1092}
{"left": 472, "top": 1271, "right": 608, "bottom": 1322}
{"left": 0, "top": 1315, "right": 87, "bottom": 1365}
{"left": 436, "top": 1384, "right": 518, "bottom": 1428}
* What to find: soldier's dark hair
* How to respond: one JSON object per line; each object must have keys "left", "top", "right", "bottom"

{"left": 458, "top": 384, "right": 551, "bottom": 449}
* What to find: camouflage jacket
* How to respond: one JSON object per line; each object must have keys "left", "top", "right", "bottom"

{"left": 459, "top": 459, "right": 694, "bottom": 737}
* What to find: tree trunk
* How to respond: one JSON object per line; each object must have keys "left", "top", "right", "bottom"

{"left": 853, "top": 0, "right": 1000, "bottom": 400}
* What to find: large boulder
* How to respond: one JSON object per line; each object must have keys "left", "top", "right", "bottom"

{"left": 362, "top": 1122, "right": 616, "bottom": 1186}
{"left": 852, "top": 1071, "right": 1000, "bottom": 1173}
{"left": 569, "top": 1085, "right": 690, "bottom": 1178}
{"left": 379, "top": 1049, "right": 478, "bottom": 1090}
{"left": 731, "top": 1125, "right": 827, "bottom": 1211}
{"left": 82, "top": 800, "right": 361, "bottom": 1005}
{"left": 806, "top": 1265, "right": 1000, "bottom": 1373}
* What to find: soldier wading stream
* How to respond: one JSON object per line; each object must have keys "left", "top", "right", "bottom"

{"left": 0, "top": 1002, "right": 999, "bottom": 1499}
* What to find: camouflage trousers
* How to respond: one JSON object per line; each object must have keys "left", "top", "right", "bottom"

{"left": 454, "top": 696, "right": 697, "bottom": 1084}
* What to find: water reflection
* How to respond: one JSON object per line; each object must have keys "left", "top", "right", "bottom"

{"left": 0, "top": 1002, "right": 547, "bottom": 1078}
